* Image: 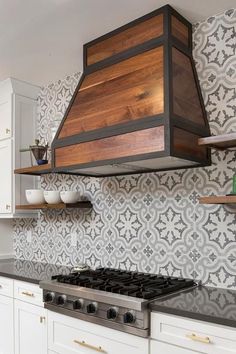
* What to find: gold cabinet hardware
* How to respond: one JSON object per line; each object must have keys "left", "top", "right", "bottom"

{"left": 186, "top": 333, "right": 211, "bottom": 344}
{"left": 0, "top": 284, "right": 2, "bottom": 288}
{"left": 6, "top": 204, "right": 11, "bottom": 210}
{"left": 6, "top": 128, "right": 10, "bottom": 134}
{"left": 21, "top": 291, "right": 35, "bottom": 297}
{"left": 74, "top": 339, "right": 107, "bottom": 353}
{"left": 40, "top": 316, "right": 46, "bottom": 323}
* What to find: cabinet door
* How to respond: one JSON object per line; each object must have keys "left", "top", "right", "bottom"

{"left": 0, "top": 98, "right": 12, "bottom": 141}
{"left": 0, "top": 294, "right": 14, "bottom": 354}
{"left": 48, "top": 311, "right": 149, "bottom": 354}
{"left": 15, "top": 300, "right": 47, "bottom": 354}
{"left": 0, "top": 139, "right": 12, "bottom": 214}
{"left": 14, "top": 94, "right": 37, "bottom": 207}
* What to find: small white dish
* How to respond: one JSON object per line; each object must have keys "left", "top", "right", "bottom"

{"left": 25, "top": 190, "right": 45, "bottom": 205}
{"left": 44, "top": 191, "right": 61, "bottom": 204}
{"left": 72, "top": 263, "right": 91, "bottom": 273}
{"left": 60, "top": 191, "right": 80, "bottom": 204}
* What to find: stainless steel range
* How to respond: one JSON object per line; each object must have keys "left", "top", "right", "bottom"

{"left": 40, "top": 268, "right": 196, "bottom": 337}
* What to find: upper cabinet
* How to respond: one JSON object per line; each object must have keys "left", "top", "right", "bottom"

{"left": 0, "top": 95, "right": 12, "bottom": 140}
{"left": 0, "top": 139, "right": 12, "bottom": 214}
{"left": 0, "top": 78, "right": 40, "bottom": 218}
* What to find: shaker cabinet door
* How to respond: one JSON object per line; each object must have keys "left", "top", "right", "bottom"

{"left": 0, "top": 98, "right": 12, "bottom": 141}
{"left": 0, "top": 139, "right": 12, "bottom": 214}
{"left": 14, "top": 300, "right": 47, "bottom": 354}
{"left": 0, "top": 294, "right": 14, "bottom": 354}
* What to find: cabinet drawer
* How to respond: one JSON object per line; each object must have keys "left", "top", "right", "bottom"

{"left": 151, "top": 339, "right": 202, "bottom": 353}
{"left": 48, "top": 311, "right": 149, "bottom": 354}
{"left": 0, "top": 276, "right": 13, "bottom": 297}
{"left": 151, "top": 312, "right": 236, "bottom": 354}
{"left": 14, "top": 280, "right": 43, "bottom": 306}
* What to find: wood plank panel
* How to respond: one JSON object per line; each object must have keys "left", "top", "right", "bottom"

{"left": 56, "top": 126, "right": 165, "bottom": 167}
{"left": 61, "top": 96, "right": 163, "bottom": 137}
{"left": 59, "top": 47, "right": 164, "bottom": 138}
{"left": 76, "top": 65, "right": 162, "bottom": 107}
{"left": 171, "top": 15, "right": 189, "bottom": 46}
{"left": 87, "top": 14, "right": 163, "bottom": 65}
{"left": 81, "top": 46, "right": 163, "bottom": 91}
{"left": 173, "top": 128, "right": 207, "bottom": 161}
{"left": 172, "top": 48, "right": 205, "bottom": 126}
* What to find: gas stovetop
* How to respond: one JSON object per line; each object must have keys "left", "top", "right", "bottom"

{"left": 52, "top": 268, "right": 195, "bottom": 299}
{"left": 40, "top": 268, "right": 197, "bottom": 337}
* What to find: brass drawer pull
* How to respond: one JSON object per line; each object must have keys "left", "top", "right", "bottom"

{"left": 6, "top": 204, "right": 11, "bottom": 210}
{"left": 74, "top": 339, "right": 107, "bottom": 353}
{"left": 21, "top": 291, "right": 35, "bottom": 297}
{"left": 6, "top": 128, "right": 11, "bottom": 134}
{"left": 186, "top": 333, "right": 211, "bottom": 344}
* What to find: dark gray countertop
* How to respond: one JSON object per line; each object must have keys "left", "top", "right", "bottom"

{"left": 150, "top": 285, "right": 236, "bottom": 328}
{"left": 0, "top": 259, "right": 71, "bottom": 284}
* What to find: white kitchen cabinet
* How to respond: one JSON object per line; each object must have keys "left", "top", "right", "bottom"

{"left": 0, "top": 78, "right": 40, "bottom": 218}
{"left": 14, "top": 299, "right": 47, "bottom": 354}
{"left": 0, "top": 95, "right": 12, "bottom": 141}
{"left": 0, "top": 277, "right": 46, "bottom": 354}
{"left": 0, "top": 294, "right": 14, "bottom": 354}
{"left": 48, "top": 311, "right": 149, "bottom": 354}
{"left": 0, "top": 139, "right": 12, "bottom": 214}
{"left": 151, "top": 312, "right": 236, "bottom": 354}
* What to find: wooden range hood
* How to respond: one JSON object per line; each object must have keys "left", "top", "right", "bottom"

{"left": 52, "top": 5, "right": 211, "bottom": 176}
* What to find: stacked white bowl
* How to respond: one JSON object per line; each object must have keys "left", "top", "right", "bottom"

{"left": 26, "top": 190, "right": 80, "bottom": 205}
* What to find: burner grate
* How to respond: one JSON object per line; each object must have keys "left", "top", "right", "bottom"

{"left": 52, "top": 268, "right": 195, "bottom": 299}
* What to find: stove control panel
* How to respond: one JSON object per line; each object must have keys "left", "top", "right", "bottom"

{"left": 43, "top": 290, "right": 147, "bottom": 331}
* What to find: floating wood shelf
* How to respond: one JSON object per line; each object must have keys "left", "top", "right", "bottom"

{"left": 198, "top": 133, "right": 236, "bottom": 150}
{"left": 15, "top": 201, "right": 92, "bottom": 210}
{"left": 199, "top": 195, "right": 236, "bottom": 204}
{"left": 14, "top": 164, "right": 52, "bottom": 176}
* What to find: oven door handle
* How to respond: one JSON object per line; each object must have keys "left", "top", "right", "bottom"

{"left": 74, "top": 339, "right": 107, "bottom": 353}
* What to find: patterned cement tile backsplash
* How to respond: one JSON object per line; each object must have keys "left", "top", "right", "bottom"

{"left": 14, "top": 9, "right": 236, "bottom": 289}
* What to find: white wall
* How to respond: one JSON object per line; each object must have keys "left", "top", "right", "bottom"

{"left": 0, "top": 219, "right": 13, "bottom": 259}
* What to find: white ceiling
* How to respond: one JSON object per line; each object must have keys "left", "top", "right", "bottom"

{"left": 0, "top": 0, "right": 235, "bottom": 86}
